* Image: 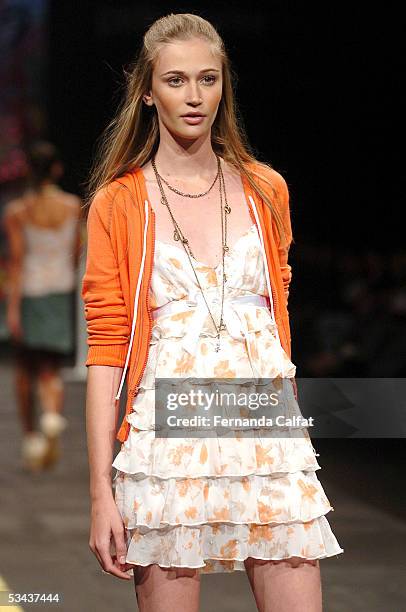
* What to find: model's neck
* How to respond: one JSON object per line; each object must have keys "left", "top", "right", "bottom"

{"left": 153, "top": 139, "right": 218, "bottom": 180}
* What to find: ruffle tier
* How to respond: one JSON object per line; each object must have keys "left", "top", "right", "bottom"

{"left": 117, "top": 515, "right": 343, "bottom": 574}
{"left": 112, "top": 420, "right": 322, "bottom": 479}
{"left": 113, "top": 470, "right": 334, "bottom": 529}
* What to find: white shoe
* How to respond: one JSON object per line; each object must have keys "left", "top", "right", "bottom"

{"left": 39, "top": 412, "right": 68, "bottom": 438}
{"left": 21, "top": 432, "right": 48, "bottom": 472}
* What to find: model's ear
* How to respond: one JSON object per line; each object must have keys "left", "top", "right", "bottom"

{"left": 143, "top": 92, "right": 154, "bottom": 107}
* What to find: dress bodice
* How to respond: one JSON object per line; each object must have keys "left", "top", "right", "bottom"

{"left": 137, "top": 222, "right": 296, "bottom": 388}
{"left": 150, "top": 223, "right": 268, "bottom": 307}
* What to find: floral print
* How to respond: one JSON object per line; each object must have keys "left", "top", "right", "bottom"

{"left": 112, "top": 224, "right": 344, "bottom": 574}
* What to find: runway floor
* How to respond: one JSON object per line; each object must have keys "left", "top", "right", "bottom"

{"left": 1, "top": 362, "right": 404, "bottom": 611}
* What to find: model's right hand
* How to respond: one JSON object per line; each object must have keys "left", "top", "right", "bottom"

{"left": 89, "top": 495, "right": 135, "bottom": 580}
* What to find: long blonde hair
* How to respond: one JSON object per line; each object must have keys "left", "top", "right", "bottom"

{"left": 84, "top": 13, "right": 291, "bottom": 247}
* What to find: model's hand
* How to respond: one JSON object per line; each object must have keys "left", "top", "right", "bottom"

{"left": 89, "top": 494, "right": 135, "bottom": 580}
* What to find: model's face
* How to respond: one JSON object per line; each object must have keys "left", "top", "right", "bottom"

{"left": 144, "top": 37, "right": 223, "bottom": 141}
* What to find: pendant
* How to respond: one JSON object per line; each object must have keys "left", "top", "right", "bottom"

{"left": 173, "top": 229, "right": 180, "bottom": 241}
{"left": 215, "top": 322, "right": 226, "bottom": 351}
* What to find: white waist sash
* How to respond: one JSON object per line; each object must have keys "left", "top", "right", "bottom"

{"left": 151, "top": 292, "right": 273, "bottom": 372}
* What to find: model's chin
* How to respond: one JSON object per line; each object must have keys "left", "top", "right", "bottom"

{"left": 171, "top": 123, "right": 210, "bottom": 141}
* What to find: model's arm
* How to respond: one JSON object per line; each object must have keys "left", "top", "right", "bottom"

{"left": 274, "top": 173, "right": 298, "bottom": 400}
{"left": 71, "top": 197, "right": 85, "bottom": 270}
{"left": 277, "top": 175, "right": 293, "bottom": 305}
{"left": 82, "top": 187, "right": 130, "bottom": 367}
{"left": 81, "top": 188, "right": 132, "bottom": 580}
{"left": 86, "top": 365, "right": 122, "bottom": 500}
{"left": 254, "top": 164, "right": 293, "bottom": 304}
{"left": 86, "top": 364, "right": 133, "bottom": 580}
{"left": 3, "top": 203, "right": 24, "bottom": 339}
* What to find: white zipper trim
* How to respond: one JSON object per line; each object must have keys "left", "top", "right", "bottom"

{"left": 248, "top": 195, "right": 284, "bottom": 375}
{"left": 115, "top": 199, "right": 149, "bottom": 401}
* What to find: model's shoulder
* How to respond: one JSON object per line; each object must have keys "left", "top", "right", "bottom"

{"left": 91, "top": 171, "right": 141, "bottom": 212}
{"left": 3, "top": 196, "right": 27, "bottom": 220}
{"left": 246, "top": 161, "right": 288, "bottom": 195}
{"left": 52, "top": 190, "right": 82, "bottom": 221}
{"left": 59, "top": 190, "right": 81, "bottom": 210}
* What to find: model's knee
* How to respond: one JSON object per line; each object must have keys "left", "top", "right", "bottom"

{"left": 37, "top": 372, "right": 63, "bottom": 389}
{"left": 38, "top": 369, "right": 58, "bottom": 380}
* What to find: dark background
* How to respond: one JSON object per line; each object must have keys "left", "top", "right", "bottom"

{"left": 48, "top": 1, "right": 404, "bottom": 377}
{"left": 48, "top": 1, "right": 401, "bottom": 247}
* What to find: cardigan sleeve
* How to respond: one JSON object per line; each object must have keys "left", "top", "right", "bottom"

{"left": 250, "top": 162, "right": 293, "bottom": 304}
{"left": 81, "top": 186, "right": 130, "bottom": 367}
{"left": 275, "top": 173, "right": 293, "bottom": 303}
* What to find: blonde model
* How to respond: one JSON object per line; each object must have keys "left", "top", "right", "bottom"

{"left": 82, "top": 13, "right": 343, "bottom": 612}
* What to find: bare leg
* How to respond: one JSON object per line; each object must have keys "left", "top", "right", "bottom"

{"left": 133, "top": 565, "right": 201, "bottom": 612}
{"left": 244, "top": 557, "right": 322, "bottom": 612}
{"left": 36, "top": 356, "right": 64, "bottom": 415}
{"left": 14, "top": 350, "right": 49, "bottom": 472}
{"left": 36, "top": 354, "right": 66, "bottom": 468}
{"left": 15, "top": 361, "right": 36, "bottom": 432}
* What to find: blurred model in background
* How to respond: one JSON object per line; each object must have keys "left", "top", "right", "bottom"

{"left": 3, "top": 141, "right": 82, "bottom": 472}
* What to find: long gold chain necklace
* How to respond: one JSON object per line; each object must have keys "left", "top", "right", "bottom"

{"left": 151, "top": 155, "right": 232, "bottom": 352}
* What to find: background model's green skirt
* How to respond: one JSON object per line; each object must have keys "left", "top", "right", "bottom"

{"left": 20, "top": 291, "right": 75, "bottom": 354}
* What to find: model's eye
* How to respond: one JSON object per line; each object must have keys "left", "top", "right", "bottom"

{"left": 202, "top": 75, "right": 217, "bottom": 84}
{"left": 168, "top": 77, "right": 183, "bottom": 86}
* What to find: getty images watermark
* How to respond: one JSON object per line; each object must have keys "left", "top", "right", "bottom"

{"left": 133, "top": 377, "right": 406, "bottom": 439}
{"left": 149, "top": 377, "right": 308, "bottom": 439}
{"left": 164, "top": 384, "right": 313, "bottom": 429}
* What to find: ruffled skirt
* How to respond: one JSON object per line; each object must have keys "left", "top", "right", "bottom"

{"left": 112, "top": 324, "right": 344, "bottom": 574}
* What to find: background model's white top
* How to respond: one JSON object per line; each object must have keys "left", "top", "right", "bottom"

{"left": 5, "top": 187, "right": 80, "bottom": 298}
{"left": 21, "top": 214, "right": 77, "bottom": 296}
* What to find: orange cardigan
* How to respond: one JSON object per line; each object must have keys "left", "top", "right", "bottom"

{"left": 81, "top": 162, "right": 293, "bottom": 443}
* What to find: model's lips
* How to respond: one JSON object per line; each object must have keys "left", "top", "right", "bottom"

{"left": 182, "top": 114, "right": 206, "bottom": 125}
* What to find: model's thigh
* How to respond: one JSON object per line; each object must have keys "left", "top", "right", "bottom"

{"left": 133, "top": 564, "right": 201, "bottom": 612}
{"left": 244, "top": 557, "right": 322, "bottom": 612}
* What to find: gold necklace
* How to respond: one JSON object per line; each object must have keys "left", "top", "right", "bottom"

{"left": 151, "top": 155, "right": 231, "bottom": 352}
{"left": 153, "top": 161, "right": 219, "bottom": 198}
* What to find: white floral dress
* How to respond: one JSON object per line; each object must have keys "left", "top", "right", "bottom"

{"left": 112, "top": 223, "right": 344, "bottom": 574}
